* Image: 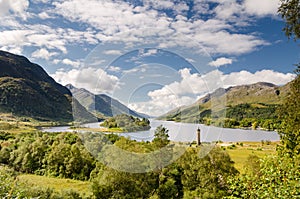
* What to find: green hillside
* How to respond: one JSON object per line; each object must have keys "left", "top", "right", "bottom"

{"left": 0, "top": 50, "right": 96, "bottom": 123}
{"left": 0, "top": 51, "right": 74, "bottom": 122}
{"left": 158, "top": 82, "right": 291, "bottom": 129}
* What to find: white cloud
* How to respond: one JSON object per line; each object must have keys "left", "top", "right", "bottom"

{"left": 52, "top": 58, "right": 80, "bottom": 68}
{"left": 31, "top": 48, "right": 58, "bottom": 60}
{"left": 0, "top": 0, "right": 283, "bottom": 60}
{"left": 244, "top": 0, "right": 280, "bottom": 16}
{"left": 138, "top": 48, "right": 158, "bottom": 57}
{"left": 53, "top": 59, "right": 60, "bottom": 64}
{"left": 128, "top": 95, "right": 195, "bottom": 117}
{"left": 0, "top": 0, "right": 29, "bottom": 20}
{"left": 31, "top": 0, "right": 50, "bottom": 3}
{"left": 0, "top": 24, "right": 98, "bottom": 55}
{"left": 62, "top": 58, "right": 81, "bottom": 68}
{"left": 143, "top": 0, "right": 174, "bottom": 10}
{"left": 52, "top": 0, "right": 269, "bottom": 55}
{"left": 38, "top": 12, "right": 52, "bottom": 19}
{"left": 0, "top": 46, "right": 23, "bottom": 55}
{"left": 51, "top": 67, "right": 120, "bottom": 94}
{"left": 209, "top": 57, "right": 233, "bottom": 67}
{"left": 103, "top": 50, "right": 122, "bottom": 55}
{"left": 214, "top": 1, "right": 243, "bottom": 20}
{"left": 108, "top": 66, "right": 122, "bottom": 72}
{"left": 222, "top": 69, "right": 296, "bottom": 87}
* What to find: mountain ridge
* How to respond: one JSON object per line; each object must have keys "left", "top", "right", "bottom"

{"left": 66, "top": 84, "right": 150, "bottom": 119}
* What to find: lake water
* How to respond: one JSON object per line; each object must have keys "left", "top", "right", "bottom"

{"left": 42, "top": 120, "right": 280, "bottom": 142}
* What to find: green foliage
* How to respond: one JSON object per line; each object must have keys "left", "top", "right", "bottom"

{"left": 153, "top": 125, "right": 170, "bottom": 148}
{"left": 156, "top": 163, "right": 184, "bottom": 199}
{"left": 91, "top": 144, "right": 238, "bottom": 199}
{"left": 1, "top": 127, "right": 243, "bottom": 199}
{"left": 0, "top": 131, "right": 14, "bottom": 140}
{"left": 92, "top": 168, "right": 158, "bottom": 199}
{"left": 278, "top": 76, "right": 300, "bottom": 155}
{"left": 0, "top": 167, "right": 86, "bottom": 199}
{"left": 278, "top": 0, "right": 300, "bottom": 40}
{"left": 2, "top": 132, "right": 95, "bottom": 180}
{"left": 101, "top": 114, "right": 151, "bottom": 132}
{"left": 244, "top": 154, "right": 260, "bottom": 176}
{"left": 161, "top": 103, "right": 281, "bottom": 130}
{"left": 179, "top": 147, "right": 238, "bottom": 198}
{"left": 226, "top": 154, "right": 300, "bottom": 198}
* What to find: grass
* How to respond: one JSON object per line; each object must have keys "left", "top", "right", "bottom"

{"left": 18, "top": 174, "right": 93, "bottom": 198}
{"left": 223, "top": 141, "right": 278, "bottom": 173}
{"left": 0, "top": 113, "right": 72, "bottom": 134}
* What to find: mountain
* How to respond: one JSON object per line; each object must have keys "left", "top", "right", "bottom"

{"left": 0, "top": 50, "right": 75, "bottom": 122}
{"left": 66, "top": 84, "right": 150, "bottom": 118}
{"left": 158, "top": 82, "right": 290, "bottom": 124}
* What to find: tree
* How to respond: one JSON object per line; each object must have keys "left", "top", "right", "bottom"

{"left": 180, "top": 147, "right": 238, "bottom": 198}
{"left": 226, "top": 155, "right": 300, "bottom": 198}
{"left": 153, "top": 125, "right": 170, "bottom": 148}
{"left": 91, "top": 168, "right": 158, "bottom": 199}
{"left": 278, "top": 76, "right": 300, "bottom": 155}
{"left": 277, "top": 0, "right": 300, "bottom": 156}
{"left": 278, "top": 0, "right": 300, "bottom": 40}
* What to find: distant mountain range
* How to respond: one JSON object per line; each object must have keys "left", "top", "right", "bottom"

{"left": 0, "top": 50, "right": 148, "bottom": 123}
{"left": 66, "top": 84, "right": 150, "bottom": 119}
{"left": 158, "top": 82, "right": 290, "bottom": 123}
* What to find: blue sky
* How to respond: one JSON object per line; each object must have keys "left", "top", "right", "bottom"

{"left": 0, "top": 0, "right": 299, "bottom": 116}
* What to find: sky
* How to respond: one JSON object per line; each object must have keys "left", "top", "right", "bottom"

{"left": 0, "top": 0, "right": 299, "bottom": 116}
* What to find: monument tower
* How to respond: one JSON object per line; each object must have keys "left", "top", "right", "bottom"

{"left": 197, "top": 127, "right": 201, "bottom": 146}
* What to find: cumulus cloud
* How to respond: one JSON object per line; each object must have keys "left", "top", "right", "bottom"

{"left": 0, "top": 0, "right": 283, "bottom": 59}
{"left": 62, "top": 59, "right": 81, "bottom": 68}
{"left": 31, "top": 48, "right": 58, "bottom": 60}
{"left": 38, "top": 12, "right": 53, "bottom": 19}
{"left": 108, "top": 66, "right": 122, "bottom": 72}
{"left": 52, "top": 58, "right": 81, "bottom": 68}
{"left": 51, "top": 67, "right": 120, "bottom": 94}
{"left": 243, "top": 0, "right": 280, "bottom": 16}
{"left": 0, "top": 24, "right": 98, "bottom": 55}
{"left": 138, "top": 49, "right": 158, "bottom": 57}
{"left": 0, "top": 46, "right": 23, "bottom": 55}
{"left": 52, "top": 0, "right": 270, "bottom": 55}
{"left": 209, "top": 57, "right": 233, "bottom": 67}
{"left": 0, "top": 0, "right": 29, "bottom": 20}
{"left": 103, "top": 50, "right": 122, "bottom": 55}
{"left": 128, "top": 95, "right": 196, "bottom": 117}
{"left": 222, "top": 69, "right": 296, "bottom": 87}
{"left": 0, "top": 0, "right": 282, "bottom": 61}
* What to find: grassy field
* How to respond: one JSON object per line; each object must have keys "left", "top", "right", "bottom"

{"left": 0, "top": 113, "right": 72, "bottom": 134}
{"left": 18, "top": 174, "right": 93, "bottom": 198}
{"left": 222, "top": 141, "right": 278, "bottom": 173}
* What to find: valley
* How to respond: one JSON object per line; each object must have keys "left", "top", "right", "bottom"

{"left": 0, "top": 50, "right": 299, "bottom": 198}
